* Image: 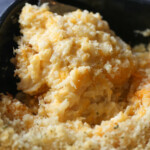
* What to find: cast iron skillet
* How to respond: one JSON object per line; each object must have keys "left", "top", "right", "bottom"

{"left": 0, "top": 0, "right": 150, "bottom": 95}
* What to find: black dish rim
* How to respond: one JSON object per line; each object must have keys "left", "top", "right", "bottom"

{"left": 0, "top": 0, "right": 37, "bottom": 28}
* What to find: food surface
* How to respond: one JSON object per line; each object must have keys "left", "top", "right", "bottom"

{"left": 0, "top": 3, "right": 150, "bottom": 150}
{"left": 15, "top": 3, "right": 135, "bottom": 125}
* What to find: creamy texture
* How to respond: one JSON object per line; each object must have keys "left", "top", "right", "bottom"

{"left": 0, "top": 3, "right": 150, "bottom": 150}
{"left": 15, "top": 3, "right": 135, "bottom": 125}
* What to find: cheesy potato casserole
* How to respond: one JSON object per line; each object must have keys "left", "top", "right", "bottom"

{"left": 0, "top": 3, "right": 150, "bottom": 150}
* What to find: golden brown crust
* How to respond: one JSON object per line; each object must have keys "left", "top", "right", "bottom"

{"left": 1, "top": 3, "right": 150, "bottom": 150}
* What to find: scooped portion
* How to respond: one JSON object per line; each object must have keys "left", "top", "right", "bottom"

{"left": 14, "top": 4, "right": 135, "bottom": 125}
{"left": 3, "top": 3, "right": 150, "bottom": 150}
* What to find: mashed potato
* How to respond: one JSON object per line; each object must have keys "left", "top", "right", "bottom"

{"left": 0, "top": 3, "right": 150, "bottom": 150}
{"left": 15, "top": 3, "right": 135, "bottom": 125}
